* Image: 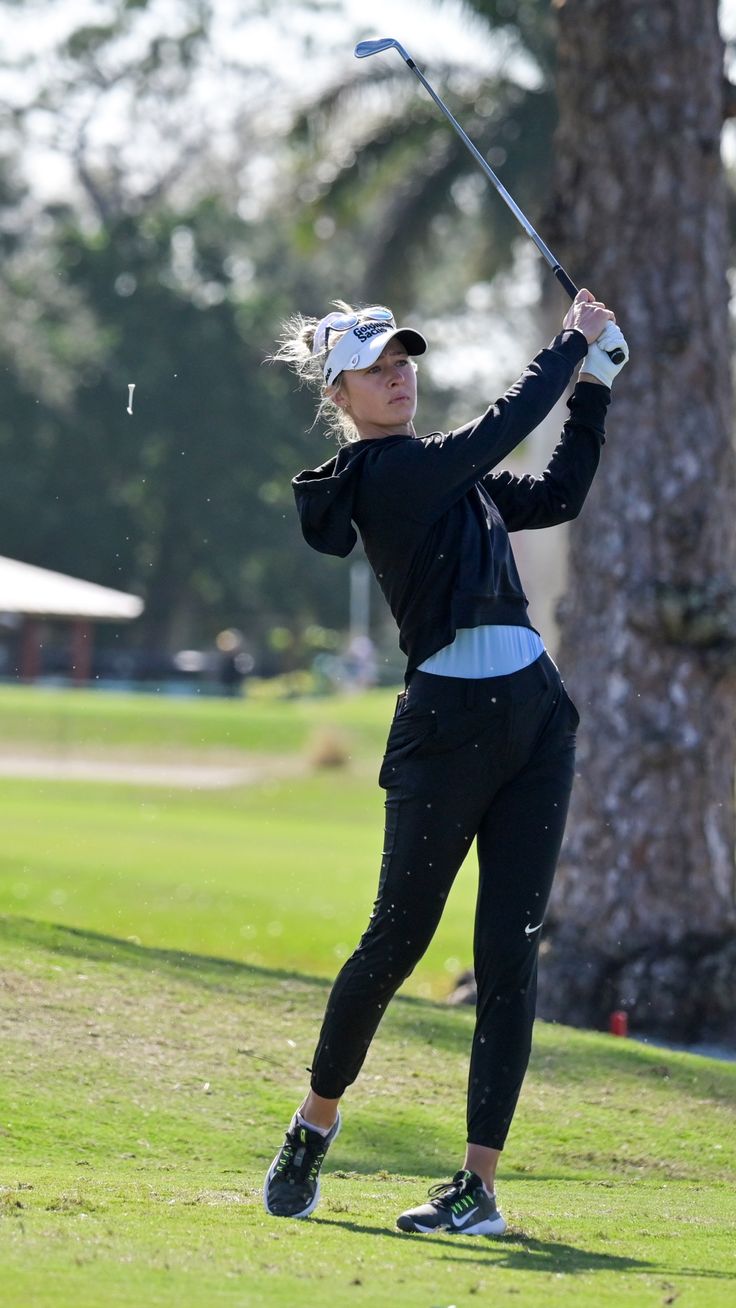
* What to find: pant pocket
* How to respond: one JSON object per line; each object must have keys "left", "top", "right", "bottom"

{"left": 378, "top": 709, "right": 439, "bottom": 788}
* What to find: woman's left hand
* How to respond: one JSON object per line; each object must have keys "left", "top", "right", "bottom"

{"left": 561, "top": 288, "right": 616, "bottom": 344}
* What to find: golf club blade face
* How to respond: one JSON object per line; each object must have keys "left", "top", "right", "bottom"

{"left": 354, "top": 38, "right": 398, "bottom": 58}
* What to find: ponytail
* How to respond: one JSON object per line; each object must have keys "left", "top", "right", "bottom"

{"left": 269, "top": 300, "right": 360, "bottom": 448}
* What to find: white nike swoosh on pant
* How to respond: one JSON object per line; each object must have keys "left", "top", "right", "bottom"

{"left": 524, "top": 920, "right": 543, "bottom": 936}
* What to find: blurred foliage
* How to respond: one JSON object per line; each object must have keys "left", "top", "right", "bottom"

{"left": 0, "top": 183, "right": 363, "bottom": 650}
{"left": 1, "top": 0, "right": 735, "bottom": 665}
{"left": 0, "top": 0, "right": 461, "bottom": 660}
{"left": 0, "top": 1, "right": 359, "bottom": 656}
{"left": 291, "top": 0, "right": 556, "bottom": 307}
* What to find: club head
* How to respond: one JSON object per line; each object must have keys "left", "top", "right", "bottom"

{"left": 354, "top": 37, "right": 410, "bottom": 62}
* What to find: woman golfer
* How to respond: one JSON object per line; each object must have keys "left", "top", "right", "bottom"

{"left": 264, "top": 290, "right": 628, "bottom": 1234}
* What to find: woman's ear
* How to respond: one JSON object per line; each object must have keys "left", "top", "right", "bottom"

{"left": 329, "top": 382, "right": 349, "bottom": 412}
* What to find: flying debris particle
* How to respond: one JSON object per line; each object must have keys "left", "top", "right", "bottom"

{"left": 127, "top": 382, "right": 136, "bottom": 415}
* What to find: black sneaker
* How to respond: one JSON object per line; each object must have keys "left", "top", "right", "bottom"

{"left": 263, "top": 1109, "right": 342, "bottom": 1218}
{"left": 396, "top": 1167, "right": 506, "bottom": 1235}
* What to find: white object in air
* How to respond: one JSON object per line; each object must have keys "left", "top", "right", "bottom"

{"left": 127, "top": 382, "right": 136, "bottom": 415}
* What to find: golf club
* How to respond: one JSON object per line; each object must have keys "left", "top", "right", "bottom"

{"left": 355, "top": 37, "right": 625, "bottom": 365}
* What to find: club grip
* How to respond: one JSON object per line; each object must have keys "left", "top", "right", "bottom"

{"left": 554, "top": 265, "right": 578, "bottom": 300}
{"left": 554, "top": 264, "right": 625, "bottom": 365}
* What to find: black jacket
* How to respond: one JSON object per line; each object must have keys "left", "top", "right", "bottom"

{"left": 292, "top": 329, "right": 610, "bottom": 680}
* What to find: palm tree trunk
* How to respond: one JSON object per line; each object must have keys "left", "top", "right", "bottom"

{"left": 538, "top": 0, "right": 736, "bottom": 1040}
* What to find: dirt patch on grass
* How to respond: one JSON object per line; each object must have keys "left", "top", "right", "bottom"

{"left": 0, "top": 749, "right": 309, "bottom": 789}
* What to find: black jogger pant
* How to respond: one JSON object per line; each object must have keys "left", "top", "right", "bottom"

{"left": 307, "top": 649, "right": 580, "bottom": 1150}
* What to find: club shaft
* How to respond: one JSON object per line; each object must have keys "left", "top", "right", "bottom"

{"left": 357, "top": 40, "right": 624, "bottom": 365}
{"left": 405, "top": 56, "right": 624, "bottom": 363}
{"left": 406, "top": 59, "right": 564, "bottom": 278}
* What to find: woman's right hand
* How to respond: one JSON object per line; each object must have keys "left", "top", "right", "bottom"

{"left": 562, "top": 288, "right": 616, "bottom": 344}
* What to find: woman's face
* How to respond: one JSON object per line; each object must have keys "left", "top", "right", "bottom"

{"left": 334, "top": 339, "right": 418, "bottom": 438}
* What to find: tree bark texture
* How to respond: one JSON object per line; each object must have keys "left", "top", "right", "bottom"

{"left": 538, "top": 0, "right": 736, "bottom": 1039}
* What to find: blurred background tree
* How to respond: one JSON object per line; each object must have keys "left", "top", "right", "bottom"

{"left": 0, "top": 0, "right": 566, "bottom": 657}
{"left": 0, "top": 0, "right": 352, "bottom": 650}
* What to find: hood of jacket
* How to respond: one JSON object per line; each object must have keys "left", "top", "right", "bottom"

{"left": 291, "top": 435, "right": 409, "bottom": 557}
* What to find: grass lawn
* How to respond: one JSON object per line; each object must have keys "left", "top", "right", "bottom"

{"left": 1, "top": 916, "right": 735, "bottom": 1308}
{"left": 0, "top": 770, "right": 485, "bottom": 1001}
{"left": 0, "top": 682, "right": 398, "bottom": 757}
{"left": 0, "top": 685, "right": 735, "bottom": 1305}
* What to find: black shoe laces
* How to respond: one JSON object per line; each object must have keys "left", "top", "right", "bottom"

{"left": 426, "top": 1170, "right": 479, "bottom": 1211}
{"left": 273, "top": 1125, "right": 328, "bottom": 1186}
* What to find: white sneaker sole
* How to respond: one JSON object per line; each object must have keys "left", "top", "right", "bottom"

{"left": 409, "top": 1213, "right": 507, "bottom": 1236}
{"left": 262, "top": 1111, "right": 342, "bottom": 1219}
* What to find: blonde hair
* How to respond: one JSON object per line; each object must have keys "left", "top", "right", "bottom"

{"left": 270, "top": 299, "right": 419, "bottom": 449}
{"left": 269, "top": 299, "right": 360, "bottom": 448}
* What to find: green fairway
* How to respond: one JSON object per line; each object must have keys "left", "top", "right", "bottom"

{"left": 1, "top": 916, "right": 735, "bottom": 1308}
{"left": 0, "top": 770, "right": 477, "bottom": 1000}
{"left": 0, "top": 682, "right": 398, "bottom": 756}
{"left": 0, "top": 686, "right": 735, "bottom": 1305}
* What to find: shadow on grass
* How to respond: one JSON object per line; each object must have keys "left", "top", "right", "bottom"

{"left": 0, "top": 915, "right": 460, "bottom": 1019}
{"left": 312, "top": 1221, "right": 734, "bottom": 1282}
{"left": 0, "top": 914, "right": 336, "bottom": 992}
{"left": 385, "top": 1003, "right": 736, "bottom": 1097}
{"left": 5, "top": 915, "right": 736, "bottom": 1191}
{"left": 4, "top": 915, "right": 736, "bottom": 1108}
{"left": 311, "top": 1220, "right": 658, "bottom": 1274}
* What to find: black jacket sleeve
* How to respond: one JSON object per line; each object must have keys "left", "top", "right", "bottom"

{"left": 483, "top": 381, "right": 610, "bottom": 531}
{"left": 395, "top": 330, "right": 588, "bottom": 524}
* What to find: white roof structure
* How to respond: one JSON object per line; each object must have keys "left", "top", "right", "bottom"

{"left": 0, "top": 555, "right": 143, "bottom": 621}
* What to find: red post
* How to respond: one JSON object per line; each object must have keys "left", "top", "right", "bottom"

{"left": 609, "top": 1010, "right": 629, "bottom": 1037}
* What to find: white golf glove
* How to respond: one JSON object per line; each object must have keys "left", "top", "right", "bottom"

{"left": 579, "top": 322, "right": 630, "bottom": 388}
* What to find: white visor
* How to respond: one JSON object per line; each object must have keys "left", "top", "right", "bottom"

{"left": 323, "top": 323, "right": 427, "bottom": 387}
